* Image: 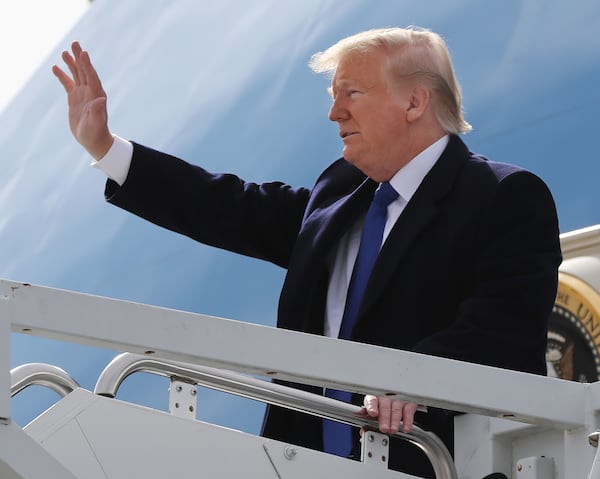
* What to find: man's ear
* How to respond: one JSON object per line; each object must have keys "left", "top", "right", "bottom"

{"left": 406, "top": 84, "right": 431, "bottom": 123}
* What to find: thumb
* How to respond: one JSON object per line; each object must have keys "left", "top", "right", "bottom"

{"left": 363, "top": 395, "right": 380, "bottom": 416}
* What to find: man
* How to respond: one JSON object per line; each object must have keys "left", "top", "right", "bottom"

{"left": 53, "top": 27, "right": 561, "bottom": 477}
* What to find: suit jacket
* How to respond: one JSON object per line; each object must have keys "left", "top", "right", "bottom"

{"left": 105, "top": 134, "right": 562, "bottom": 477}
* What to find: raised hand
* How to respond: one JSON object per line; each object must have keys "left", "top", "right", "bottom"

{"left": 52, "top": 42, "right": 114, "bottom": 160}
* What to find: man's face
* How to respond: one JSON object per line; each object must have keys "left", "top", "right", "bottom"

{"left": 329, "top": 50, "right": 412, "bottom": 182}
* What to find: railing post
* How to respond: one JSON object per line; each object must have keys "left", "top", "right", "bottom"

{"left": 0, "top": 317, "right": 10, "bottom": 424}
{"left": 169, "top": 378, "right": 197, "bottom": 419}
{"left": 361, "top": 430, "right": 390, "bottom": 468}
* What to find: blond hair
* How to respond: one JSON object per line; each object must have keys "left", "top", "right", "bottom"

{"left": 309, "top": 27, "right": 472, "bottom": 135}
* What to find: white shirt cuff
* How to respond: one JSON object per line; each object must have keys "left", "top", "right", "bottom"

{"left": 91, "top": 135, "right": 133, "bottom": 186}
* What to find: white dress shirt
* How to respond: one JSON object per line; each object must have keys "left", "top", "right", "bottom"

{"left": 323, "top": 135, "right": 449, "bottom": 337}
{"left": 93, "top": 134, "right": 449, "bottom": 338}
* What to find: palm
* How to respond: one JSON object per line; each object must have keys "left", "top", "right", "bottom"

{"left": 67, "top": 79, "right": 106, "bottom": 145}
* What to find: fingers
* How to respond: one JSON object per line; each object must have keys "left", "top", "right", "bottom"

{"left": 389, "top": 399, "right": 404, "bottom": 432}
{"left": 79, "top": 50, "right": 105, "bottom": 94}
{"left": 363, "top": 394, "right": 380, "bottom": 417}
{"left": 51, "top": 64, "right": 74, "bottom": 92}
{"left": 68, "top": 42, "right": 89, "bottom": 86}
{"left": 53, "top": 41, "right": 106, "bottom": 98}
{"left": 61, "top": 47, "right": 80, "bottom": 86}
{"left": 75, "top": 45, "right": 88, "bottom": 85}
{"left": 399, "top": 402, "right": 418, "bottom": 433}
{"left": 71, "top": 41, "right": 83, "bottom": 59}
{"left": 55, "top": 42, "right": 91, "bottom": 86}
{"left": 362, "top": 395, "right": 419, "bottom": 434}
{"left": 377, "top": 397, "right": 399, "bottom": 433}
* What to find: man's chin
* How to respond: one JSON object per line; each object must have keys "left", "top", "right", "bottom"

{"left": 342, "top": 148, "right": 360, "bottom": 165}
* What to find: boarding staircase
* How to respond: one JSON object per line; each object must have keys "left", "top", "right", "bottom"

{"left": 4, "top": 225, "right": 600, "bottom": 478}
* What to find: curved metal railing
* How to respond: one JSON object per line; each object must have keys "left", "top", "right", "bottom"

{"left": 10, "top": 363, "right": 80, "bottom": 398}
{"left": 95, "top": 352, "right": 457, "bottom": 479}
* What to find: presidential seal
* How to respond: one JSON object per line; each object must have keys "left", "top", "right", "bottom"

{"left": 547, "top": 272, "right": 600, "bottom": 382}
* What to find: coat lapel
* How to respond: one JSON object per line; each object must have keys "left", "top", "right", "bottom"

{"left": 356, "top": 136, "right": 470, "bottom": 322}
{"left": 298, "top": 176, "right": 376, "bottom": 265}
{"left": 280, "top": 170, "right": 375, "bottom": 334}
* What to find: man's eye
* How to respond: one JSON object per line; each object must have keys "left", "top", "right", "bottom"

{"left": 348, "top": 90, "right": 361, "bottom": 97}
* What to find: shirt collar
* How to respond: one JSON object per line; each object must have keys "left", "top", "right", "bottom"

{"left": 388, "top": 135, "right": 449, "bottom": 203}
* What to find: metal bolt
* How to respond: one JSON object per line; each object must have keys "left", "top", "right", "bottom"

{"left": 382, "top": 438, "right": 388, "bottom": 446}
{"left": 517, "top": 464, "right": 523, "bottom": 472}
{"left": 589, "top": 431, "right": 600, "bottom": 448}
{"left": 189, "top": 405, "right": 194, "bottom": 413}
{"left": 367, "top": 433, "right": 374, "bottom": 442}
{"left": 175, "top": 385, "right": 182, "bottom": 392}
{"left": 284, "top": 446, "right": 297, "bottom": 460}
{"left": 381, "top": 455, "right": 386, "bottom": 462}
{"left": 191, "top": 389, "right": 197, "bottom": 396}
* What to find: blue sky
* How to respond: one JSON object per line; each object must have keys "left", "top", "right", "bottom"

{"left": 3, "top": 0, "right": 600, "bottom": 431}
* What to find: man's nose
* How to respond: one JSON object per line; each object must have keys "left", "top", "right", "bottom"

{"left": 328, "top": 97, "right": 348, "bottom": 122}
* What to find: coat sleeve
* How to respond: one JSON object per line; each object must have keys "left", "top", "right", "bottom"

{"left": 104, "top": 142, "right": 310, "bottom": 269}
{"left": 411, "top": 170, "right": 562, "bottom": 374}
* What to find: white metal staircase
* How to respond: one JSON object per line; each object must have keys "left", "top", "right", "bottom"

{"left": 3, "top": 229, "right": 600, "bottom": 479}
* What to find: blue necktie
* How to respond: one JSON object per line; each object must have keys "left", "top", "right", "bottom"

{"left": 323, "top": 182, "right": 399, "bottom": 457}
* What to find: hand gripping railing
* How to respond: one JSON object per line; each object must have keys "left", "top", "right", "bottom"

{"left": 10, "top": 363, "right": 80, "bottom": 398}
{"left": 95, "top": 352, "right": 458, "bottom": 479}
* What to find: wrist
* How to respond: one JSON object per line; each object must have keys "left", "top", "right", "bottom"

{"left": 89, "top": 133, "right": 114, "bottom": 161}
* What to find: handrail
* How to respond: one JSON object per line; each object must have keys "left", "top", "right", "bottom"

{"left": 10, "top": 363, "right": 80, "bottom": 398}
{"left": 95, "top": 352, "right": 457, "bottom": 479}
